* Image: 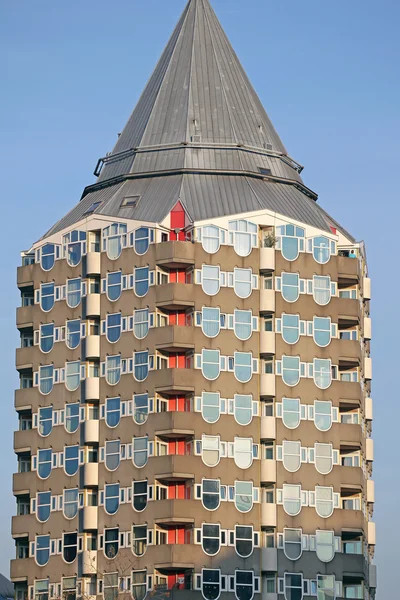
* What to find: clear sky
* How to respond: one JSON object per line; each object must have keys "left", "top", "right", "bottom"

{"left": 0, "top": 0, "right": 398, "bottom": 594}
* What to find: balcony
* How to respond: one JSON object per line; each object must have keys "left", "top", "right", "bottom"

{"left": 15, "top": 347, "right": 33, "bottom": 370}
{"left": 365, "top": 397, "right": 373, "bottom": 421}
{"left": 82, "top": 506, "right": 98, "bottom": 530}
{"left": 260, "top": 374, "right": 275, "bottom": 397}
{"left": 82, "top": 463, "right": 98, "bottom": 487}
{"left": 17, "top": 264, "right": 35, "bottom": 287}
{"left": 369, "top": 564, "right": 377, "bottom": 588}
{"left": 338, "top": 256, "right": 360, "bottom": 280}
{"left": 262, "top": 593, "right": 277, "bottom": 600}
{"left": 85, "top": 335, "right": 100, "bottom": 359}
{"left": 366, "top": 438, "right": 374, "bottom": 462}
{"left": 367, "top": 480, "right": 375, "bottom": 503}
{"left": 84, "top": 377, "right": 100, "bottom": 400}
{"left": 15, "top": 388, "right": 35, "bottom": 410}
{"left": 155, "top": 241, "right": 195, "bottom": 268}
{"left": 81, "top": 550, "right": 97, "bottom": 575}
{"left": 155, "top": 283, "right": 195, "bottom": 310}
{"left": 363, "top": 277, "right": 371, "bottom": 300}
{"left": 260, "top": 331, "right": 275, "bottom": 355}
{"left": 259, "top": 248, "right": 275, "bottom": 271}
{"left": 261, "top": 503, "right": 276, "bottom": 527}
{"left": 364, "top": 357, "right": 372, "bottom": 380}
{"left": 16, "top": 306, "right": 34, "bottom": 328}
{"left": 261, "top": 548, "right": 277, "bottom": 571}
{"left": 261, "top": 460, "right": 276, "bottom": 483}
{"left": 83, "top": 420, "right": 99, "bottom": 444}
{"left": 152, "top": 369, "right": 196, "bottom": 394}
{"left": 86, "top": 252, "right": 101, "bottom": 275}
{"left": 13, "top": 471, "right": 36, "bottom": 494}
{"left": 261, "top": 416, "right": 276, "bottom": 440}
{"left": 14, "top": 429, "right": 35, "bottom": 452}
{"left": 10, "top": 558, "right": 30, "bottom": 581}
{"left": 260, "top": 289, "right": 275, "bottom": 313}
{"left": 368, "top": 521, "right": 376, "bottom": 545}
{"left": 152, "top": 326, "right": 195, "bottom": 352}
{"left": 86, "top": 294, "right": 101, "bottom": 317}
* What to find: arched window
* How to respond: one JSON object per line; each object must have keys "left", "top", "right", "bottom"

{"left": 40, "top": 283, "right": 55, "bottom": 312}
{"left": 314, "top": 401, "right": 332, "bottom": 431}
{"left": 38, "top": 406, "right": 53, "bottom": 436}
{"left": 41, "top": 244, "right": 55, "bottom": 271}
{"left": 105, "top": 440, "right": 120, "bottom": 471}
{"left": 65, "top": 403, "right": 80, "bottom": 433}
{"left": 313, "top": 236, "right": 331, "bottom": 264}
{"left": 282, "top": 398, "right": 301, "bottom": 429}
{"left": 40, "top": 324, "right": 54, "bottom": 353}
{"left": 103, "top": 223, "right": 127, "bottom": 260}
{"left": 134, "top": 227, "right": 151, "bottom": 255}
{"left": 132, "top": 526, "right": 147, "bottom": 557}
{"left": 131, "top": 570, "right": 147, "bottom": 600}
{"left": 134, "top": 267, "right": 150, "bottom": 297}
{"left": 104, "top": 483, "right": 120, "bottom": 515}
{"left": 201, "top": 479, "right": 220, "bottom": 511}
{"left": 317, "top": 575, "right": 335, "bottom": 599}
{"left": 315, "top": 530, "right": 335, "bottom": 562}
{"left": 202, "top": 523, "right": 220, "bottom": 556}
{"left": 39, "top": 366, "right": 54, "bottom": 395}
{"left": 103, "top": 574, "right": 118, "bottom": 600}
{"left": 106, "top": 272, "right": 122, "bottom": 301}
{"left": 106, "top": 314, "right": 121, "bottom": 343}
{"left": 133, "top": 436, "right": 148, "bottom": 468}
{"left": 284, "top": 574, "right": 303, "bottom": 600}
{"left": 281, "top": 273, "right": 300, "bottom": 302}
{"left": 63, "top": 532, "right": 78, "bottom": 563}
{"left": 201, "top": 225, "right": 221, "bottom": 254}
{"left": 234, "top": 437, "right": 253, "bottom": 469}
{"left": 106, "top": 355, "right": 121, "bottom": 385}
{"left": 202, "top": 265, "right": 220, "bottom": 295}
{"left": 235, "top": 526, "right": 253, "bottom": 558}
{"left": 282, "top": 441, "right": 301, "bottom": 472}
{"left": 234, "top": 268, "right": 252, "bottom": 298}
{"left": 202, "top": 435, "right": 220, "bottom": 467}
{"left": 277, "top": 224, "right": 305, "bottom": 261}
{"left": 315, "top": 486, "right": 334, "bottom": 518}
{"left": 314, "top": 443, "right": 334, "bottom": 475}
{"left": 202, "top": 569, "right": 221, "bottom": 600}
{"left": 104, "top": 528, "right": 119, "bottom": 559}
{"left": 66, "top": 320, "right": 81, "bottom": 349}
{"left": 235, "top": 570, "right": 255, "bottom": 600}
{"left": 234, "top": 394, "right": 253, "bottom": 426}
{"left": 201, "top": 392, "right": 220, "bottom": 424}
{"left": 313, "top": 359, "right": 332, "bottom": 389}
{"left": 202, "top": 349, "right": 220, "bottom": 380}
{"left": 201, "top": 307, "right": 221, "bottom": 338}
{"left": 133, "top": 393, "right": 149, "bottom": 424}
{"left": 64, "top": 230, "right": 86, "bottom": 266}
{"left": 313, "top": 276, "right": 331, "bottom": 306}
{"left": 234, "top": 310, "right": 252, "bottom": 340}
{"left": 106, "top": 397, "right": 121, "bottom": 428}
{"left": 64, "top": 445, "right": 79, "bottom": 476}
{"left": 35, "top": 535, "right": 50, "bottom": 566}
{"left": 134, "top": 352, "right": 149, "bottom": 382}
{"left": 134, "top": 309, "right": 149, "bottom": 339}
{"left": 283, "top": 528, "right": 302, "bottom": 560}
{"left": 229, "top": 219, "right": 258, "bottom": 257}
{"left": 235, "top": 481, "right": 253, "bottom": 513}
{"left": 63, "top": 488, "right": 79, "bottom": 519}
{"left": 36, "top": 491, "right": 51, "bottom": 522}
{"left": 234, "top": 352, "right": 253, "bottom": 383}
{"left": 132, "top": 480, "right": 148, "bottom": 512}
{"left": 281, "top": 356, "right": 301, "bottom": 386}
{"left": 313, "top": 317, "right": 331, "bottom": 347}
{"left": 66, "top": 278, "right": 81, "bottom": 308}
{"left": 281, "top": 314, "right": 300, "bottom": 344}
{"left": 37, "top": 449, "right": 52, "bottom": 479}
{"left": 282, "top": 484, "right": 301, "bottom": 516}
{"left": 65, "top": 361, "right": 81, "bottom": 391}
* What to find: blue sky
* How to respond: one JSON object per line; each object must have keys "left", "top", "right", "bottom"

{"left": 0, "top": 0, "right": 398, "bottom": 594}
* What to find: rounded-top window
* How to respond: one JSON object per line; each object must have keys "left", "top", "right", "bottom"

{"left": 41, "top": 244, "right": 55, "bottom": 271}
{"left": 313, "top": 236, "right": 331, "bottom": 264}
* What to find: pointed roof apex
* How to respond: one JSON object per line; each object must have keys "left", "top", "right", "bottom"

{"left": 95, "top": 0, "right": 304, "bottom": 186}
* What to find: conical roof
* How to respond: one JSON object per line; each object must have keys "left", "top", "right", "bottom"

{"left": 41, "top": 0, "right": 354, "bottom": 242}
